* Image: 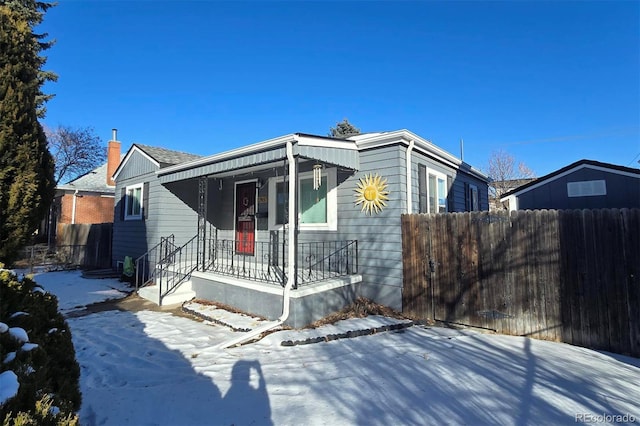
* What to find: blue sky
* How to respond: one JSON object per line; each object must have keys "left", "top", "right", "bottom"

{"left": 39, "top": 1, "right": 639, "bottom": 176}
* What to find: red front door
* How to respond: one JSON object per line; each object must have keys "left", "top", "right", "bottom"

{"left": 235, "top": 182, "right": 256, "bottom": 255}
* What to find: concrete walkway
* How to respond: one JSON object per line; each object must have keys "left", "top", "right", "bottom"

{"left": 64, "top": 292, "right": 194, "bottom": 319}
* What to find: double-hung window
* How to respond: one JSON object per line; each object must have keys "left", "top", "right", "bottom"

{"left": 269, "top": 168, "right": 337, "bottom": 230}
{"left": 418, "top": 165, "right": 449, "bottom": 213}
{"left": 124, "top": 183, "right": 143, "bottom": 220}
{"left": 428, "top": 169, "right": 448, "bottom": 213}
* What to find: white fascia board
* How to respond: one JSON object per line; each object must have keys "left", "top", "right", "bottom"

{"left": 157, "top": 134, "right": 297, "bottom": 176}
{"left": 355, "top": 130, "right": 488, "bottom": 180}
{"left": 356, "top": 130, "right": 461, "bottom": 166}
{"left": 112, "top": 145, "right": 160, "bottom": 181}
{"left": 501, "top": 163, "right": 640, "bottom": 201}
{"left": 584, "top": 164, "right": 640, "bottom": 179}
{"left": 296, "top": 134, "right": 359, "bottom": 150}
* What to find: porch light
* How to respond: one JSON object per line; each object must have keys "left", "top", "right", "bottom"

{"left": 313, "top": 164, "right": 323, "bottom": 190}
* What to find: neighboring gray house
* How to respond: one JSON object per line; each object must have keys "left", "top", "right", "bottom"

{"left": 112, "top": 130, "right": 489, "bottom": 328}
{"left": 501, "top": 159, "right": 640, "bottom": 211}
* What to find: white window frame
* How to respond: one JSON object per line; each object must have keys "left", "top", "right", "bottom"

{"left": 567, "top": 180, "right": 607, "bottom": 197}
{"left": 268, "top": 167, "right": 337, "bottom": 231}
{"left": 124, "top": 183, "right": 143, "bottom": 221}
{"left": 426, "top": 168, "right": 448, "bottom": 213}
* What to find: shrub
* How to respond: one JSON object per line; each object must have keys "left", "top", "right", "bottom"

{"left": 0, "top": 271, "right": 80, "bottom": 424}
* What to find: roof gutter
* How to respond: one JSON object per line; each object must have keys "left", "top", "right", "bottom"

{"left": 355, "top": 130, "right": 489, "bottom": 182}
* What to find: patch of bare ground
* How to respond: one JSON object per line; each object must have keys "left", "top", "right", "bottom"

{"left": 307, "top": 297, "right": 411, "bottom": 328}
{"left": 188, "top": 299, "right": 271, "bottom": 321}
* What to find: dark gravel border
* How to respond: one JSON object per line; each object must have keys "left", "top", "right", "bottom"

{"left": 280, "top": 321, "right": 415, "bottom": 346}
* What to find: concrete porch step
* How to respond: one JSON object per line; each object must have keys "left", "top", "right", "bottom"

{"left": 137, "top": 280, "right": 195, "bottom": 306}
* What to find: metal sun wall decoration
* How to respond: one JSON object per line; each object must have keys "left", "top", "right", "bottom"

{"left": 354, "top": 173, "right": 389, "bottom": 215}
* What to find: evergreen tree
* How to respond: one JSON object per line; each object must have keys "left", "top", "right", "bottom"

{"left": 0, "top": 0, "right": 56, "bottom": 265}
{"left": 328, "top": 118, "right": 361, "bottom": 139}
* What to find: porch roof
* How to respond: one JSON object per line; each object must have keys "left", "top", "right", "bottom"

{"left": 157, "top": 133, "right": 359, "bottom": 184}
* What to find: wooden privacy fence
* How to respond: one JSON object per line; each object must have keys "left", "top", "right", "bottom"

{"left": 56, "top": 223, "right": 113, "bottom": 269}
{"left": 401, "top": 209, "right": 639, "bottom": 357}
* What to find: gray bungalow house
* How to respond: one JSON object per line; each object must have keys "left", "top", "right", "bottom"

{"left": 500, "top": 159, "right": 640, "bottom": 211}
{"left": 112, "top": 130, "right": 489, "bottom": 328}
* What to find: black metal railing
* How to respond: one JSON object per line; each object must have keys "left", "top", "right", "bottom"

{"left": 296, "top": 240, "right": 358, "bottom": 286}
{"left": 135, "top": 235, "right": 175, "bottom": 291}
{"left": 135, "top": 230, "right": 358, "bottom": 302}
{"left": 210, "top": 237, "right": 285, "bottom": 286}
{"left": 209, "top": 237, "right": 358, "bottom": 288}
{"left": 156, "top": 234, "right": 200, "bottom": 304}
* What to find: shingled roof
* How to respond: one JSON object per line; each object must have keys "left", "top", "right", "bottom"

{"left": 134, "top": 144, "right": 201, "bottom": 168}
{"left": 58, "top": 161, "right": 115, "bottom": 194}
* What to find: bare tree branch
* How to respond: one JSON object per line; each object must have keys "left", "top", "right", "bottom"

{"left": 487, "top": 149, "right": 535, "bottom": 209}
{"left": 46, "top": 125, "right": 105, "bottom": 185}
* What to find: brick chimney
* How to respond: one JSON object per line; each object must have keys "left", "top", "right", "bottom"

{"left": 107, "top": 128, "right": 121, "bottom": 186}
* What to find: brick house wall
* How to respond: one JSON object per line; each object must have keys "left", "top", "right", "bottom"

{"left": 57, "top": 193, "right": 115, "bottom": 224}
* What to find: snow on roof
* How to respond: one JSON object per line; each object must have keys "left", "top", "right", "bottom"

{"left": 57, "top": 161, "right": 115, "bottom": 193}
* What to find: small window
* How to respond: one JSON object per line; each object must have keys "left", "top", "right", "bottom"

{"left": 419, "top": 166, "right": 449, "bottom": 213}
{"left": 427, "top": 169, "right": 448, "bottom": 213}
{"left": 567, "top": 180, "right": 607, "bottom": 197}
{"left": 125, "top": 183, "right": 143, "bottom": 220}
{"left": 468, "top": 184, "right": 479, "bottom": 211}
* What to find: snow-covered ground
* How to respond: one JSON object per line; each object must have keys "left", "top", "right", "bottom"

{"left": 23, "top": 271, "right": 640, "bottom": 425}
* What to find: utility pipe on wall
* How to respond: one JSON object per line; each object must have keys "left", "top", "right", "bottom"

{"left": 405, "top": 140, "right": 415, "bottom": 214}
{"left": 71, "top": 189, "right": 79, "bottom": 224}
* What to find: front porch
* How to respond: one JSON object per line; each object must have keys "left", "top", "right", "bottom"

{"left": 190, "top": 269, "right": 362, "bottom": 328}
{"left": 135, "top": 229, "right": 361, "bottom": 327}
{"left": 137, "top": 133, "right": 363, "bottom": 327}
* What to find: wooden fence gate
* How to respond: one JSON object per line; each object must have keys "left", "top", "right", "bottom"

{"left": 401, "top": 209, "right": 639, "bottom": 358}
{"left": 56, "top": 223, "right": 113, "bottom": 269}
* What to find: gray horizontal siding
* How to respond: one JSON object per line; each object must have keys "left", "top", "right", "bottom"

{"left": 410, "top": 148, "right": 489, "bottom": 213}
{"left": 332, "top": 145, "right": 406, "bottom": 309}
{"left": 149, "top": 179, "right": 199, "bottom": 246}
{"left": 113, "top": 172, "right": 199, "bottom": 268}
{"left": 113, "top": 172, "right": 156, "bottom": 266}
